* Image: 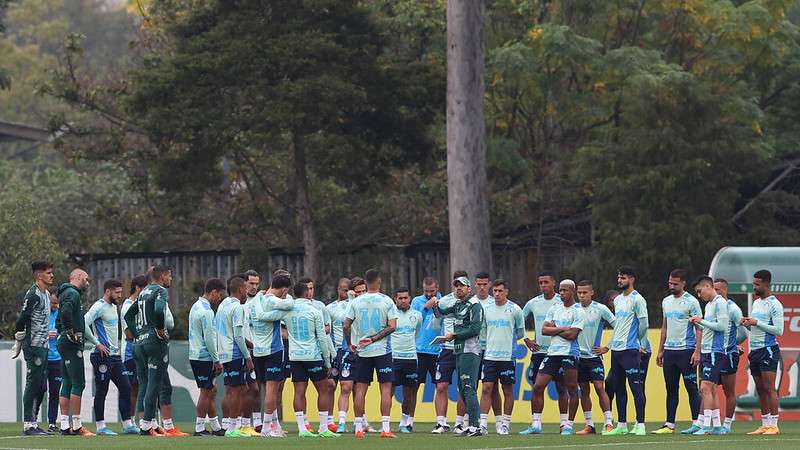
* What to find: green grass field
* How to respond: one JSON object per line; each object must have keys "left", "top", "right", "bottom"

{"left": 0, "top": 422, "right": 796, "bottom": 450}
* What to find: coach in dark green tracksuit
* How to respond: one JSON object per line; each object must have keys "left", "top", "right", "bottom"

{"left": 435, "top": 276, "right": 484, "bottom": 436}
{"left": 15, "top": 261, "right": 55, "bottom": 436}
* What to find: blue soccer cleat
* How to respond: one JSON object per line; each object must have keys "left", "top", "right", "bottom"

{"left": 519, "top": 425, "right": 542, "bottom": 435}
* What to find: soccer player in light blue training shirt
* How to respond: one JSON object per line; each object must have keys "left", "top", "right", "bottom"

{"left": 479, "top": 279, "right": 524, "bottom": 435}
{"left": 742, "top": 269, "right": 784, "bottom": 435}
{"left": 344, "top": 269, "right": 398, "bottom": 438}
{"left": 714, "top": 278, "right": 748, "bottom": 433}
{"left": 300, "top": 277, "right": 337, "bottom": 431}
{"left": 530, "top": 280, "right": 585, "bottom": 436}
{"left": 654, "top": 269, "right": 702, "bottom": 435}
{"left": 84, "top": 279, "right": 130, "bottom": 436}
{"left": 604, "top": 266, "right": 648, "bottom": 436}
{"left": 392, "top": 287, "right": 422, "bottom": 433}
{"left": 520, "top": 272, "right": 566, "bottom": 434}
{"left": 283, "top": 282, "right": 337, "bottom": 438}
{"left": 188, "top": 278, "right": 226, "bottom": 436}
{"left": 690, "top": 276, "right": 730, "bottom": 435}
{"left": 574, "top": 280, "right": 615, "bottom": 435}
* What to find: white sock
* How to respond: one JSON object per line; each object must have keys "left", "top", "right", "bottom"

{"left": 711, "top": 409, "right": 721, "bottom": 427}
{"left": 560, "top": 413, "right": 568, "bottom": 426}
{"left": 464, "top": 413, "right": 470, "bottom": 424}
{"left": 362, "top": 416, "right": 370, "bottom": 428}
{"left": 773, "top": 414, "right": 779, "bottom": 427}
{"left": 761, "top": 415, "right": 767, "bottom": 427}
{"left": 209, "top": 416, "right": 221, "bottom": 432}
{"left": 303, "top": 413, "right": 310, "bottom": 426}
{"left": 60, "top": 415, "right": 69, "bottom": 431}
{"left": 196, "top": 417, "right": 205, "bottom": 433}
{"left": 96, "top": 420, "right": 105, "bottom": 430}
{"left": 123, "top": 419, "right": 133, "bottom": 428}
{"left": 437, "top": 415, "right": 447, "bottom": 426}
{"left": 71, "top": 416, "right": 82, "bottom": 430}
{"left": 533, "top": 413, "right": 541, "bottom": 428}
{"left": 695, "top": 414, "right": 703, "bottom": 427}
{"left": 295, "top": 412, "right": 305, "bottom": 432}
{"left": 241, "top": 416, "right": 250, "bottom": 428}
{"left": 381, "top": 416, "right": 390, "bottom": 433}
{"left": 584, "top": 411, "right": 594, "bottom": 427}
{"left": 163, "top": 417, "right": 174, "bottom": 430}
{"left": 318, "top": 411, "right": 328, "bottom": 433}
{"left": 222, "top": 417, "right": 229, "bottom": 430}
{"left": 400, "top": 413, "right": 408, "bottom": 427}
{"left": 408, "top": 416, "right": 414, "bottom": 426}
{"left": 480, "top": 413, "right": 488, "bottom": 428}
{"left": 723, "top": 417, "right": 733, "bottom": 429}
{"left": 262, "top": 412, "right": 273, "bottom": 432}
{"left": 703, "top": 409, "right": 712, "bottom": 428}
{"left": 455, "top": 415, "right": 463, "bottom": 426}
{"left": 233, "top": 417, "right": 242, "bottom": 430}
{"left": 272, "top": 411, "right": 282, "bottom": 431}
{"left": 665, "top": 421, "right": 675, "bottom": 429}
{"left": 339, "top": 411, "right": 347, "bottom": 425}
{"left": 139, "top": 418, "right": 151, "bottom": 431}
{"left": 567, "top": 420, "right": 574, "bottom": 428}
{"left": 636, "top": 422, "right": 645, "bottom": 428}
{"left": 355, "top": 416, "right": 364, "bottom": 433}
{"left": 618, "top": 422, "right": 627, "bottom": 429}
{"left": 253, "top": 413, "right": 262, "bottom": 428}
{"left": 503, "top": 414, "right": 511, "bottom": 426}
{"left": 604, "top": 410, "right": 613, "bottom": 426}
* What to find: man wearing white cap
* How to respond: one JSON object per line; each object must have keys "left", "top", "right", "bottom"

{"left": 528, "top": 279, "right": 585, "bottom": 435}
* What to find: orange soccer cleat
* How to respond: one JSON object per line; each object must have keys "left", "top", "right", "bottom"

{"left": 604, "top": 424, "right": 614, "bottom": 434}
{"left": 327, "top": 423, "right": 339, "bottom": 433}
{"left": 305, "top": 423, "right": 314, "bottom": 433}
{"left": 747, "top": 425, "right": 768, "bottom": 435}
{"left": 74, "top": 427, "right": 96, "bottom": 436}
{"left": 576, "top": 425, "right": 596, "bottom": 435}
{"left": 762, "top": 426, "right": 780, "bottom": 435}
{"left": 355, "top": 431, "right": 365, "bottom": 439}
{"left": 163, "top": 427, "right": 190, "bottom": 437}
{"left": 380, "top": 431, "right": 397, "bottom": 438}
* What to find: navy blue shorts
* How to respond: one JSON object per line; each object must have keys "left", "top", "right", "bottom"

{"left": 331, "top": 348, "right": 344, "bottom": 380}
{"left": 527, "top": 353, "right": 564, "bottom": 382}
{"left": 123, "top": 358, "right": 137, "bottom": 386}
{"left": 721, "top": 351, "right": 740, "bottom": 376}
{"left": 538, "top": 355, "right": 577, "bottom": 378}
{"left": 190, "top": 360, "right": 215, "bottom": 389}
{"left": 393, "top": 359, "right": 419, "bottom": 387}
{"left": 482, "top": 360, "right": 515, "bottom": 384}
{"left": 701, "top": 352, "right": 725, "bottom": 384}
{"left": 578, "top": 357, "right": 605, "bottom": 383}
{"left": 417, "top": 353, "right": 438, "bottom": 384}
{"left": 223, "top": 359, "right": 248, "bottom": 386}
{"left": 355, "top": 353, "right": 393, "bottom": 384}
{"left": 282, "top": 338, "right": 291, "bottom": 378}
{"left": 335, "top": 349, "right": 357, "bottom": 382}
{"left": 291, "top": 360, "right": 327, "bottom": 383}
{"left": 435, "top": 349, "right": 457, "bottom": 384}
{"left": 254, "top": 351, "right": 285, "bottom": 382}
{"left": 749, "top": 345, "right": 781, "bottom": 376}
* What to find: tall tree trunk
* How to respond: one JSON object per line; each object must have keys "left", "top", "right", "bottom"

{"left": 292, "top": 132, "right": 320, "bottom": 281}
{"left": 446, "top": 0, "right": 493, "bottom": 278}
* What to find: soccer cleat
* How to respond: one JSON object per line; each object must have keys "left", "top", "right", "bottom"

{"left": 74, "top": 427, "right": 96, "bottom": 436}
{"left": 254, "top": 425, "right": 262, "bottom": 433}
{"left": 762, "top": 426, "right": 780, "bottom": 435}
{"left": 365, "top": 423, "right": 379, "bottom": 433}
{"left": 212, "top": 429, "right": 227, "bottom": 436}
{"left": 122, "top": 425, "right": 140, "bottom": 434}
{"left": 519, "top": 425, "right": 542, "bottom": 435}
{"left": 692, "top": 427, "right": 713, "bottom": 435}
{"left": 602, "top": 426, "right": 628, "bottom": 436}
{"left": 327, "top": 423, "right": 339, "bottom": 433}
{"left": 399, "top": 425, "right": 411, "bottom": 433}
{"left": 48, "top": 424, "right": 59, "bottom": 433}
{"left": 431, "top": 424, "right": 448, "bottom": 434}
{"left": 238, "top": 426, "right": 259, "bottom": 437}
{"left": 355, "top": 431, "right": 365, "bottom": 439}
{"left": 717, "top": 427, "right": 731, "bottom": 435}
{"left": 711, "top": 426, "right": 726, "bottom": 435}
{"left": 560, "top": 426, "right": 573, "bottom": 436}
{"left": 164, "top": 427, "right": 190, "bottom": 437}
{"left": 604, "top": 424, "right": 614, "bottom": 433}
{"left": 631, "top": 424, "right": 646, "bottom": 436}
{"left": 299, "top": 430, "right": 318, "bottom": 438}
{"left": 60, "top": 428, "right": 76, "bottom": 436}
{"left": 576, "top": 425, "right": 596, "bottom": 435}
{"left": 35, "top": 426, "right": 52, "bottom": 435}
{"left": 304, "top": 423, "right": 314, "bottom": 433}
{"left": 22, "top": 428, "right": 49, "bottom": 436}
{"left": 452, "top": 424, "right": 465, "bottom": 434}
{"left": 140, "top": 428, "right": 162, "bottom": 436}
{"left": 193, "top": 431, "right": 212, "bottom": 437}
{"left": 225, "top": 429, "right": 246, "bottom": 438}
{"left": 319, "top": 430, "right": 340, "bottom": 438}
{"left": 467, "top": 427, "right": 484, "bottom": 437}
{"left": 747, "top": 425, "right": 768, "bottom": 435}
{"left": 264, "top": 429, "right": 285, "bottom": 438}
{"left": 380, "top": 431, "right": 397, "bottom": 438}
{"left": 651, "top": 425, "right": 674, "bottom": 434}
{"left": 153, "top": 427, "right": 167, "bottom": 436}
{"left": 498, "top": 423, "right": 509, "bottom": 435}
{"left": 96, "top": 427, "right": 118, "bottom": 436}
{"left": 681, "top": 424, "right": 701, "bottom": 434}
{"left": 336, "top": 423, "right": 346, "bottom": 433}
{"left": 480, "top": 426, "right": 488, "bottom": 435}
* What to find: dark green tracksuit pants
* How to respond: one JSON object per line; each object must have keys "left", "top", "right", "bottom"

{"left": 58, "top": 342, "right": 85, "bottom": 398}
{"left": 135, "top": 340, "right": 169, "bottom": 421}
{"left": 22, "top": 346, "right": 48, "bottom": 422}
{"left": 457, "top": 352, "right": 481, "bottom": 428}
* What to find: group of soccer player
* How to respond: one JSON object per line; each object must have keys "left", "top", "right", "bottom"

{"left": 12, "top": 259, "right": 785, "bottom": 438}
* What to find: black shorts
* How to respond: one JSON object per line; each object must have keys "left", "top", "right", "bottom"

{"left": 254, "top": 351, "right": 285, "bottom": 382}
{"left": 749, "top": 345, "right": 781, "bottom": 376}
{"left": 336, "top": 349, "right": 357, "bottom": 382}
{"left": 190, "top": 360, "right": 215, "bottom": 390}
{"left": 482, "top": 360, "right": 515, "bottom": 384}
{"left": 282, "top": 338, "right": 291, "bottom": 378}
{"left": 578, "top": 357, "right": 605, "bottom": 383}
{"left": 417, "top": 353, "right": 438, "bottom": 384}
{"left": 355, "top": 353, "right": 393, "bottom": 384}
{"left": 291, "top": 360, "right": 327, "bottom": 383}
{"left": 223, "top": 359, "right": 248, "bottom": 386}
{"left": 123, "top": 358, "right": 137, "bottom": 386}
{"left": 700, "top": 352, "right": 725, "bottom": 384}
{"left": 721, "top": 351, "right": 740, "bottom": 376}
{"left": 393, "top": 359, "right": 420, "bottom": 387}
{"left": 527, "top": 353, "right": 564, "bottom": 382}
{"left": 435, "top": 349, "right": 457, "bottom": 384}
{"left": 538, "top": 355, "right": 577, "bottom": 378}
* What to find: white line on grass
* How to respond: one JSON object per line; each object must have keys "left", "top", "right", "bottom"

{"left": 474, "top": 437, "right": 800, "bottom": 450}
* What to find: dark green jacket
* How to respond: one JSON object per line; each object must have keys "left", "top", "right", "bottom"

{"left": 56, "top": 283, "right": 85, "bottom": 345}
{"left": 16, "top": 283, "right": 50, "bottom": 348}
{"left": 435, "top": 297, "right": 483, "bottom": 355}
